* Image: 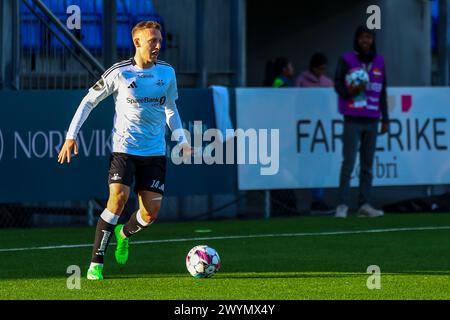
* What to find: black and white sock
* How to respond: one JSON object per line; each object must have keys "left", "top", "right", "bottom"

{"left": 89, "top": 208, "right": 119, "bottom": 268}
{"left": 121, "top": 210, "right": 151, "bottom": 238}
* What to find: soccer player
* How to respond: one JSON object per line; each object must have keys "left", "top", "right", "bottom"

{"left": 57, "top": 21, "right": 191, "bottom": 280}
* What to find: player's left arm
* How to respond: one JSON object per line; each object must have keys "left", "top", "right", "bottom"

{"left": 164, "top": 72, "right": 192, "bottom": 156}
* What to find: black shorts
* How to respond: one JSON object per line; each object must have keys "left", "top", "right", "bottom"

{"left": 108, "top": 153, "right": 166, "bottom": 195}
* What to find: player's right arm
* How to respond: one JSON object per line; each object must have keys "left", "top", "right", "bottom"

{"left": 58, "top": 71, "right": 118, "bottom": 164}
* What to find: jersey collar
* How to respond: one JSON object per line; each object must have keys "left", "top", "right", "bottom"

{"left": 131, "top": 57, "right": 157, "bottom": 69}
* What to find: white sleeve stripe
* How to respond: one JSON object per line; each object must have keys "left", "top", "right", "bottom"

{"left": 103, "top": 61, "right": 129, "bottom": 77}
{"left": 104, "top": 59, "right": 132, "bottom": 73}
{"left": 103, "top": 61, "right": 132, "bottom": 79}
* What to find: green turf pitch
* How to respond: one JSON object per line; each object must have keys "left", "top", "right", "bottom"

{"left": 0, "top": 213, "right": 449, "bottom": 300}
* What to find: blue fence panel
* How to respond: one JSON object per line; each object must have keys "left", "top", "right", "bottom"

{"left": 0, "top": 89, "right": 237, "bottom": 202}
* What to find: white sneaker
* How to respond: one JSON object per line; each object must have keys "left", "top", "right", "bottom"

{"left": 357, "top": 204, "right": 384, "bottom": 218}
{"left": 335, "top": 204, "right": 348, "bottom": 218}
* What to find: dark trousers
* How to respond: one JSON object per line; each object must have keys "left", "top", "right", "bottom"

{"left": 338, "top": 119, "right": 379, "bottom": 207}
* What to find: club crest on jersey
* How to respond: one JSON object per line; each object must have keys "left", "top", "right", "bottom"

{"left": 156, "top": 79, "right": 166, "bottom": 87}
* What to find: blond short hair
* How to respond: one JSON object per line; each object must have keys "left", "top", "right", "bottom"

{"left": 131, "top": 21, "right": 161, "bottom": 39}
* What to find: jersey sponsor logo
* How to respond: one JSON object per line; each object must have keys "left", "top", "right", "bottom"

{"left": 92, "top": 78, "right": 105, "bottom": 91}
{"left": 126, "top": 96, "right": 167, "bottom": 105}
{"left": 127, "top": 81, "right": 138, "bottom": 89}
{"left": 138, "top": 74, "right": 154, "bottom": 78}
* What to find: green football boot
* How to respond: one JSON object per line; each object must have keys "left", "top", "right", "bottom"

{"left": 114, "top": 224, "right": 129, "bottom": 265}
{"left": 86, "top": 264, "right": 103, "bottom": 280}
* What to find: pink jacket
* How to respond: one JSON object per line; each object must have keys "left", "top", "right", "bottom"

{"left": 295, "top": 71, "right": 334, "bottom": 87}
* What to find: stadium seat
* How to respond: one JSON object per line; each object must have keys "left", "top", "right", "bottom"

{"left": 20, "top": 0, "right": 165, "bottom": 51}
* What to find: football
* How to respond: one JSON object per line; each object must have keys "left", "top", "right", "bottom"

{"left": 186, "top": 245, "right": 221, "bottom": 278}
{"left": 345, "top": 67, "right": 370, "bottom": 87}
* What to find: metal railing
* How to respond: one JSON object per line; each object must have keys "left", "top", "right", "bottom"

{"left": 18, "top": 0, "right": 169, "bottom": 90}
{"left": 19, "top": 0, "right": 105, "bottom": 89}
{"left": 13, "top": 0, "right": 241, "bottom": 90}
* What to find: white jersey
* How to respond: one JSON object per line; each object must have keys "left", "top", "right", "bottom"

{"left": 66, "top": 58, "right": 187, "bottom": 156}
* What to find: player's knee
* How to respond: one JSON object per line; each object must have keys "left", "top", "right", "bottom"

{"left": 141, "top": 201, "right": 161, "bottom": 223}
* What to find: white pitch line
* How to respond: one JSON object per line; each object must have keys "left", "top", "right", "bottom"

{"left": 1, "top": 225, "right": 450, "bottom": 253}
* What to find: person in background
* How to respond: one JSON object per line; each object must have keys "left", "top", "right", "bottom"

{"left": 334, "top": 25, "right": 389, "bottom": 218}
{"left": 296, "top": 53, "right": 335, "bottom": 215}
{"left": 296, "top": 52, "right": 334, "bottom": 87}
{"left": 269, "top": 57, "right": 295, "bottom": 88}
